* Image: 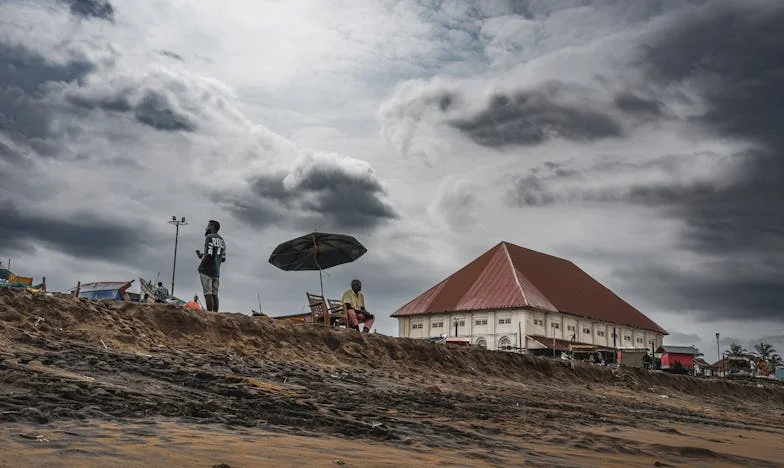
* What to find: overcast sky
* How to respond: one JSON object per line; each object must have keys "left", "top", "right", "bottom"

{"left": 2, "top": 0, "right": 782, "bottom": 360}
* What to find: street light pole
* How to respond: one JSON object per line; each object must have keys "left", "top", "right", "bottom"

{"left": 715, "top": 332, "right": 720, "bottom": 376}
{"left": 168, "top": 216, "right": 188, "bottom": 296}
{"left": 715, "top": 332, "right": 720, "bottom": 361}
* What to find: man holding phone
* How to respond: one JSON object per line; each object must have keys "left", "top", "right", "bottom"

{"left": 196, "top": 219, "right": 226, "bottom": 312}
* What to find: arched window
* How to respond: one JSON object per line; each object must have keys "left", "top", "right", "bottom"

{"left": 498, "top": 336, "right": 512, "bottom": 351}
{"left": 475, "top": 338, "right": 487, "bottom": 349}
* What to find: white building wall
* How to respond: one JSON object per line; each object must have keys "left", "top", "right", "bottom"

{"left": 398, "top": 317, "right": 408, "bottom": 337}
{"left": 530, "top": 310, "right": 545, "bottom": 337}
{"left": 547, "top": 312, "right": 564, "bottom": 340}
{"left": 564, "top": 317, "right": 578, "bottom": 342}
{"left": 409, "top": 317, "right": 426, "bottom": 338}
{"left": 495, "top": 310, "right": 515, "bottom": 349}
{"left": 513, "top": 309, "right": 528, "bottom": 348}
{"left": 632, "top": 329, "right": 646, "bottom": 348}
{"left": 395, "top": 309, "right": 664, "bottom": 352}
{"left": 622, "top": 327, "right": 636, "bottom": 348}
{"left": 429, "top": 315, "right": 447, "bottom": 336}
{"left": 578, "top": 320, "right": 593, "bottom": 344}
{"left": 595, "top": 322, "right": 608, "bottom": 346}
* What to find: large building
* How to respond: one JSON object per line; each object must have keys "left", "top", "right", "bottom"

{"left": 391, "top": 241, "right": 667, "bottom": 353}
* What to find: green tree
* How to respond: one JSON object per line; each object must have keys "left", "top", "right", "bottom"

{"left": 754, "top": 342, "right": 775, "bottom": 361}
{"left": 753, "top": 342, "right": 782, "bottom": 371}
{"left": 726, "top": 343, "right": 747, "bottom": 356}
{"left": 768, "top": 353, "right": 782, "bottom": 369}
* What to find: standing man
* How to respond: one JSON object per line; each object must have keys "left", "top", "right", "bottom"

{"left": 341, "top": 279, "right": 374, "bottom": 333}
{"left": 196, "top": 219, "right": 226, "bottom": 312}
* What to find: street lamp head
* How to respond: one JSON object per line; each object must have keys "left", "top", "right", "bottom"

{"left": 172, "top": 215, "right": 176, "bottom": 221}
{"left": 181, "top": 217, "right": 186, "bottom": 223}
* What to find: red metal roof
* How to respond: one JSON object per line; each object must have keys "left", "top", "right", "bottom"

{"left": 391, "top": 241, "right": 667, "bottom": 334}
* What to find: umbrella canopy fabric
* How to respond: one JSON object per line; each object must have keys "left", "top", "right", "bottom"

{"left": 268, "top": 232, "right": 367, "bottom": 272}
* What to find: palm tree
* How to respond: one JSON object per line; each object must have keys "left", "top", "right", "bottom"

{"left": 726, "top": 343, "right": 747, "bottom": 356}
{"left": 754, "top": 342, "right": 775, "bottom": 361}
{"left": 770, "top": 354, "right": 783, "bottom": 369}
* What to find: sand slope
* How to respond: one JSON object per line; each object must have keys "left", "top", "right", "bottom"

{"left": 1, "top": 288, "right": 784, "bottom": 467}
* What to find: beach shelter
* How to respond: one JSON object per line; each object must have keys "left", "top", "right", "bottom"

{"left": 268, "top": 232, "right": 367, "bottom": 318}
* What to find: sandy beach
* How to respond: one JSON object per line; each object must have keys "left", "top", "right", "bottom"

{"left": 2, "top": 288, "right": 783, "bottom": 467}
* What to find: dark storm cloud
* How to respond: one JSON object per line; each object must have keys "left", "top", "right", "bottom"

{"left": 512, "top": 175, "right": 720, "bottom": 207}
{"left": 610, "top": 259, "right": 784, "bottom": 322}
{"left": 225, "top": 174, "right": 288, "bottom": 227}
{"left": 224, "top": 159, "right": 399, "bottom": 231}
{"left": 613, "top": 92, "right": 664, "bottom": 117}
{"left": 66, "top": 0, "right": 115, "bottom": 22}
{"left": 639, "top": 0, "right": 784, "bottom": 254}
{"left": 0, "top": 200, "right": 161, "bottom": 262}
{"left": 1, "top": 36, "right": 193, "bottom": 139}
{"left": 508, "top": 155, "right": 725, "bottom": 208}
{"left": 0, "top": 42, "right": 95, "bottom": 94}
{"left": 450, "top": 82, "right": 623, "bottom": 147}
{"left": 66, "top": 92, "right": 132, "bottom": 112}
{"left": 133, "top": 92, "right": 196, "bottom": 132}
{"left": 0, "top": 140, "right": 26, "bottom": 166}
{"left": 67, "top": 89, "right": 196, "bottom": 132}
{"left": 0, "top": 41, "right": 96, "bottom": 141}
{"left": 665, "top": 332, "right": 702, "bottom": 345}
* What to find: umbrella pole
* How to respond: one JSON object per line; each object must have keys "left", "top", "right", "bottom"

{"left": 319, "top": 268, "right": 330, "bottom": 326}
{"left": 313, "top": 233, "right": 329, "bottom": 327}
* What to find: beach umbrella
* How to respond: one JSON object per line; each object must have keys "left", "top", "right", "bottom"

{"left": 268, "top": 232, "right": 367, "bottom": 301}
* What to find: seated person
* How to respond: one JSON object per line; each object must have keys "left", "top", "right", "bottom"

{"left": 184, "top": 295, "right": 202, "bottom": 310}
{"left": 341, "top": 279, "right": 374, "bottom": 333}
{"left": 153, "top": 282, "right": 169, "bottom": 303}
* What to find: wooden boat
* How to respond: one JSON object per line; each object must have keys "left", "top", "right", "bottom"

{"left": 139, "top": 277, "right": 186, "bottom": 305}
{"left": 69, "top": 280, "right": 135, "bottom": 301}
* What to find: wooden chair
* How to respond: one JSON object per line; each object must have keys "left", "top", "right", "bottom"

{"left": 327, "top": 298, "right": 348, "bottom": 327}
{"left": 305, "top": 292, "right": 344, "bottom": 327}
{"left": 329, "top": 297, "right": 373, "bottom": 330}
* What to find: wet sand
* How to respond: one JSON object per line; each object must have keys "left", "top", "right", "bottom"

{"left": 1, "top": 288, "right": 784, "bottom": 467}
{"left": 3, "top": 418, "right": 783, "bottom": 467}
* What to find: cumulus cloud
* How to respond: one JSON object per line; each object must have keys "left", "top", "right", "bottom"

{"left": 64, "top": 72, "right": 201, "bottom": 132}
{"left": 66, "top": 0, "right": 115, "bottom": 22}
{"left": 487, "top": 1, "right": 784, "bottom": 327}
{"left": 634, "top": 0, "right": 784, "bottom": 255}
{"left": 0, "top": 199, "right": 161, "bottom": 261}
{"left": 610, "top": 258, "right": 784, "bottom": 323}
{"left": 612, "top": 92, "right": 665, "bottom": 118}
{"left": 449, "top": 82, "right": 624, "bottom": 147}
{"left": 1, "top": 0, "right": 782, "bottom": 337}
{"left": 0, "top": 41, "right": 96, "bottom": 147}
{"left": 217, "top": 151, "right": 399, "bottom": 231}
{"left": 0, "top": 0, "right": 400, "bottom": 304}
{"left": 379, "top": 76, "right": 673, "bottom": 159}
{"left": 507, "top": 151, "right": 747, "bottom": 208}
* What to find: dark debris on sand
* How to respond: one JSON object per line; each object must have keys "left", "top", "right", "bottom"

{"left": 1, "top": 287, "right": 784, "bottom": 465}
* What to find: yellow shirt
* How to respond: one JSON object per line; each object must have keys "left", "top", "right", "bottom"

{"left": 341, "top": 289, "right": 365, "bottom": 312}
